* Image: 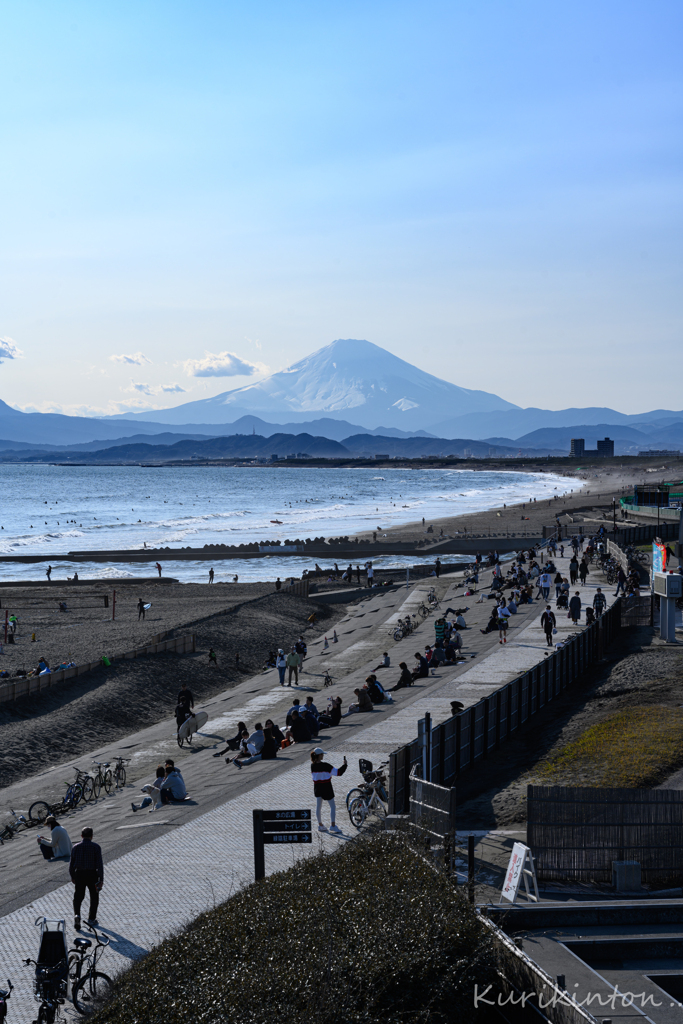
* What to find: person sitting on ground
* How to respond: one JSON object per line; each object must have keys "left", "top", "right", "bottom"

{"left": 412, "top": 652, "right": 429, "bottom": 680}
{"left": 365, "top": 674, "right": 386, "bottom": 704}
{"left": 430, "top": 641, "right": 446, "bottom": 668}
{"left": 506, "top": 595, "right": 518, "bottom": 614}
{"left": 373, "top": 652, "right": 390, "bottom": 670}
{"left": 265, "top": 718, "right": 285, "bottom": 747}
{"left": 226, "top": 724, "right": 264, "bottom": 764}
{"left": 287, "top": 709, "right": 312, "bottom": 743}
{"left": 346, "top": 686, "right": 373, "bottom": 714}
{"left": 233, "top": 726, "right": 279, "bottom": 768}
{"left": 299, "top": 708, "right": 318, "bottom": 738}
{"left": 388, "top": 662, "right": 414, "bottom": 691}
{"left": 319, "top": 696, "right": 343, "bottom": 727}
{"left": 286, "top": 699, "right": 302, "bottom": 726}
{"left": 159, "top": 764, "right": 187, "bottom": 804}
{"left": 263, "top": 650, "right": 277, "bottom": 670}
{"left": 132, "top": 765, "right": 165, "bottom": 812}
{"left": 37, "top": 816, "right": 72, "bottom": 859}
{"left": 303, "top": 695, "right": 319, "bottom": 721}
{"left": 480, "top": 609, "right": 500, "bottom": 635}
{"left": 213, "top": 721, "right": 248, "bottom": 757}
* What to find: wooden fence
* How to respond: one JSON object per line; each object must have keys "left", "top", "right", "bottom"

{"left": 388, "top": 600, "right": 622, "bottom": 814}
{"left": 0, "top": 632, "right": 196, "bottom": 703}
{"left": 527, "top": 785, "right": 683, "bottom": 885}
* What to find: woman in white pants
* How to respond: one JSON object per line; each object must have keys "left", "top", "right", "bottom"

{"left": 310, "top": 749, "right": 347, "bottom": 833}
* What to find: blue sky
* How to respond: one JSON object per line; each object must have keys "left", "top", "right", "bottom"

{"left": 1, "top": 0, "right": 681, "bottom": 416}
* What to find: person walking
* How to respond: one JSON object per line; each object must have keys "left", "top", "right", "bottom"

{"left": 497, "top": 603, "right": 511, "bottom": 644}
{"left": 355, "top": 565, "right": 361, "bottom": 584}
{"left": 569, "top": 556, "right": 579, "bottom": 585}
{"left": 46, "top": 565, "right": 52, "bottom": 582}
{"left": 275, "top": 577, "right": 281, "bottom": 591}
{"left": 554, "top": 571, "right": 563, "bottom": 600}
{"left": 137, "top": 598, "right": 146, "bottom": 620}
{"left": 208, "top": 647, "right": 218, "bottom": 666}
{"left": 579, "top": 559, "right": 589, "bottom": 585}
{"left": 310, "top": 749, "right": 347, "bottom": 833}
{"left": 593, "top": 588, "right": 607, "bottom": 618}
{"left": 208, "top": 568, "right": 214, "bottom": 584}
{"left": 286, "top": 647, "right": 300, "bottom": 686}
{"left": 435, "top": 558, "right": 441, "bottom": 579}
{"left": 540, "top": 606, "right": 556, "bottom": 647}
{"left": 155, "top": 562, "right": 162, "bottom": 577}
{"left": 614, "top": 567, "right": 627, "bottom": 596}
{"left": 569, "top": 591, "right": 582, "bottom": 625}
{"left": 37, "top": 816, "right": 72, "bottom": 860}
{"left": 276, "top": 648, "right": 286, "bottom": 685}
{"left": 69, "top": 827, "right": 103, "bottom": 930}
{"left": 366, "top": 561, "right": 374, "bottom": 588}
{"left": 539, "top": 572, "right": 551, "bottom": 601}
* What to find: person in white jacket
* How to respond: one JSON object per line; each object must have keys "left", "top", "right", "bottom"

{"left": 275, "top": 649, "right": 287, "bottom": 686}
{"left": 37, "top": 817, "right": 72, "bottom": 860}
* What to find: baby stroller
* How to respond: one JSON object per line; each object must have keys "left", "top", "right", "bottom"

{"left": 556, "top": 592, "right": 568, "bottom": 610}
{"left": 27, "top": 918, "right": 68, "bottom": 1023}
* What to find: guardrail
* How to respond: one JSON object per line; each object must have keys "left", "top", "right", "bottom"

{"left": 388, "top": 601, "right": 622, "bottom": 814}
{"left": 0, "top": 632, "right": 196, "bottom": 703}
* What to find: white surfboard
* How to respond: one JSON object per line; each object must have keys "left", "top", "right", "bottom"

{"left": 178, "top": 711, "right": 208, "bottom": 741}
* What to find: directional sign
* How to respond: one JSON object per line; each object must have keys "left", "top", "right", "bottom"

{"left": 263, "top": 820, "right": 312, "bottom": 833}
{"left": 263, "top": 833, "right": 312, "bottom": 844}
{"left": 262, "top": 809, "right": 311, "bottom": 821}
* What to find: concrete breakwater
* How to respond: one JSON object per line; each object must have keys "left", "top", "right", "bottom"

{"left": 0, "top": 535, "right": 541, "bottom": 563}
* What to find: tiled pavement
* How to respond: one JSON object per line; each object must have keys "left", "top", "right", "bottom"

{"left": 0, "top": 551, "right": 615, "bottom": 1021}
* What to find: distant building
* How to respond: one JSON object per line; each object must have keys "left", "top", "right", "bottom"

{"left": 570, "top": 437, "right": 614, "bottom": 458}
{"left": 596, "top": 437, "right": 614, "bottom": 457}
{"left": 463, "top": 448, "right": 472, "bottom": 458}
{"left": 271, "top": 454, "right": 279, "bottom": 461}
{"left": 637, "top": 449, "right": 681, "bottom": 457}
{"left": 570, "top": 439, "right": 585, "bottom": 458}
{"left": 374, "top": 454, "right": 389, "bottom": 460}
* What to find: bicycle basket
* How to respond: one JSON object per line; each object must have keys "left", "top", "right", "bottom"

{"left": 358, "top": 758, "right": 373, "bottom": 775}
{"left": 33, "top": 918, "right": 68, "bottom": 1000}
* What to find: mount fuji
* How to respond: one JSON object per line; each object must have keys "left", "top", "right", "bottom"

{"left": 113, "top": 338, "right": 518, "bottom": 430}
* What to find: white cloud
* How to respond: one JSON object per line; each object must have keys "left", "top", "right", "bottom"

{"left": 181, "top": 350, "right": 267, "bottom": 378}
{"left": 109, "top": 352, "right": 151, "bottom": 366}
{"left": 0, "top": 337, "right": 24, "bottom": 362}
{"left": 123, "top": 380, "right": 187, "bottom": 396}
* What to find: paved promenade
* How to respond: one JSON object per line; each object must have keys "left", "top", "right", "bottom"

{"left": 0, "top": 550, "right": 615, "bottom": 1022}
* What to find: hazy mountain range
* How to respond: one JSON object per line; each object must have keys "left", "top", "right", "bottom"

{"left": 0, "top": 339, "right": 681, "bottom": 454}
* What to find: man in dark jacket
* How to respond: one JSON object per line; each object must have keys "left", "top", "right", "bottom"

{"left": 412, "top": 653, "right": 429, "bottom": 680}
{"left": 70, "top": 827, "right": 103, "bottom": 930}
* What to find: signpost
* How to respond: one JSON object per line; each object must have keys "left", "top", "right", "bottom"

{"left": 253, "top": 809, "right": 312, "bottom": 880}
{"left": 500, "top": 842, "right": 539, "bottom": 903}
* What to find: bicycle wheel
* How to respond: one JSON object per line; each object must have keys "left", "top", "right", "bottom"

{"left": 71, "top": 783, "right": 84, "bottom": 807}
{"left": 73, "top": 971, "right": 113, "bottom": 1014}
{"left": 91, "top": 775, "right": 101, "bottom": 800}
{"left": 103, "top": 770, "right": 113, "bottom": 794}
{"left": 116, "top": 767, "right": 126, "bottom": 789}
{"left": 176, "top": 732, "right": 185, "bottom": 749}
{"left": 80, "top": 777, "right": 95, "bottom": 803}
{"left": 29, "top": 800, "right": 51, "bottom": 824}
{"left": 393, "top": 629, "right": 403, "bottom": 641}
{"left": 367, "top": 799, "right": 387, "bottom": 824}
{"left": 348, "top": 796, "right": 367, "bottom": 829}
{"left": 345, "top": 787, "right": 364, "bottom": 809}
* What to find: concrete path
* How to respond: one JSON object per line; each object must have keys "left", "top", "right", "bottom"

{"left": 0, "top": 550, "right": 615, "bottom": 1022}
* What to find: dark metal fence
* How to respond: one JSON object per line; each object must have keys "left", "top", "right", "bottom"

{"left": 389, "top": 599, "right": 622, "bottom": 814}
{"left": 527, "top": 785, "right": 683, "bottom": 885}
{"left": 409, "top": 767, "right": 456, "bottom": 837}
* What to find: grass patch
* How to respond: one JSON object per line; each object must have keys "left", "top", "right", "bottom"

{"left": 91, "top": 832, "right": 496, "bottom": 1024}
{"left": 535, "top": 706, "right": 683, "bottom": 788}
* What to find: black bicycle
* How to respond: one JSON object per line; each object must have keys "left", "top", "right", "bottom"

{"left": 29, "top": 777, "right": 83, "bottom": 824}
{"left": 68, "top": 929, "right": 113, "bottom": 1015}
{"left": 111, "top": 756, "right": 129, "bottom": 790}
{"left": 90, "top": 761, "right": 113, "bottom": 799}
{"left": 0, "top": 980, "right": 12, "bottom": 1022}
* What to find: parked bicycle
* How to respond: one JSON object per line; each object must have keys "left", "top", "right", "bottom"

{"left": 392, "top": 617, "right": 413, "bottom": 641}
{"left": 323, "top": 670, "right": 334, "bottom": 688}
{"left": 0, "top": 808, "right": 30, "bottom": 844}
{"left": 90, "top": 761, "right": 113, "bottom": 799}
{"left": 68, "top": 927, "right": 112, "bottom": 1015}
{"left": 347, "top": 758, "right": 389, "bottom": 827}
{"left": 24, "top": 918, "right": 69, "bottom": 1024}
{"left": 29, "top": 778, "right": 82, "bottom": 824}
{"left": 72, "top": 768, "right": 95, "bottom": 804}
{"left": 111, "top": 757, "right": 129, "bottom": 790}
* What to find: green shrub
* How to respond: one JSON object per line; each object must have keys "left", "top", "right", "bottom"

{"left": 92, "top": 833, "right": 496, "bottom": 1024}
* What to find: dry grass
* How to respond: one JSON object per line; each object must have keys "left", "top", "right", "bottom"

{"left": 534, "top": 706, "right": 683, "bottom": 788}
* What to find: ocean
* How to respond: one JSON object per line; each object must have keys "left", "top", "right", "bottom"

{"left": 0, "top": 464, "right": 579, "bottom": 583}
